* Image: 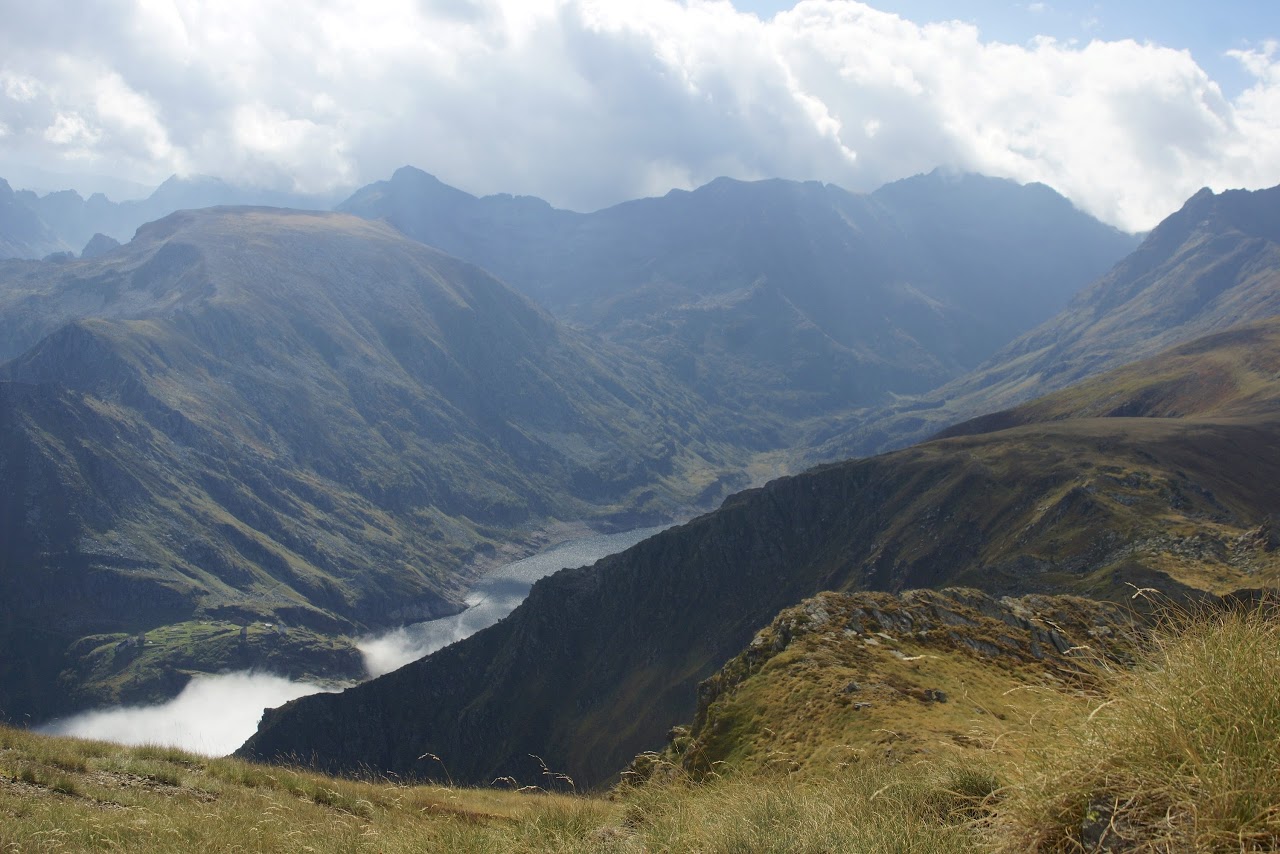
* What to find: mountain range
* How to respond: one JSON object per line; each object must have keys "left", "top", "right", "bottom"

{"left": 4, "top": 164, "right": 1280, "bottom": 789}
{"left": 341, "top": 168, "right": 1138, "bottom": 429}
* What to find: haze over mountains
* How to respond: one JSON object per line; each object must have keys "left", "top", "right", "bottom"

{"left": 0, "top": 176, "right": 342, "bottom": 260}
{"left": 342, "top": 167, "right": 1138, "bottom": 429}
{"left": 826, "top": 183, "right": 1280, "bottom": 457}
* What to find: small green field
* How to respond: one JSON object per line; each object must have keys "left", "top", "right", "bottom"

{"left": 64, "top": 619, "right": 363, "bottom": 710}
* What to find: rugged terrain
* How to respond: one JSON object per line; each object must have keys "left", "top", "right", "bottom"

{"left": 342, "top": 168, "right": 1137, "bottom": 429}
{"left": 0, "top": 207, "right": 746, "bottom": 720}
{"left": 644, "top": 587, "right": 1145, "bottom": 778}
{"left": 239, "top": 314, "right": 1280, "bottom": 788}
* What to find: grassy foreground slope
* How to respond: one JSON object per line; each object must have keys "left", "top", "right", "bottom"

{"left": 647, "top": 588, "right": 1146, "bottom": 779}
{"left": 7, "top": 600, "right": 1280, "bottom": 852}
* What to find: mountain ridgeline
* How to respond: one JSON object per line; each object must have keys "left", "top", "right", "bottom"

{"left": 340, "top": 168, "right": 1138, "bottom": 427}
{"left": 0, "top": 176, "right": 343, "bottom": 259}
{"left": 0, "top": 179, "right": 67, "bottom": 261}
{"left": 0, "top": 207, "right": 746, "bottom": 720}
{"left": 239, "top": 314, "right": 1280, "bottom": 787}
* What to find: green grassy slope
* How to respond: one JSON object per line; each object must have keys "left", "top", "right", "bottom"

{"left": 656, "top": 588, "right": 1145, "bottom": 778}
{"left": 10, "top": 600, "right": 1280, "bottom": 852}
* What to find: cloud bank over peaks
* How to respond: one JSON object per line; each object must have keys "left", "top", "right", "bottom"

{"left": 0, "top": 0, "right": 1277, "bottom": 230}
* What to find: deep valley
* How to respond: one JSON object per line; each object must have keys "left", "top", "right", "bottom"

{"left": 3, "top": 166, "right": 1280, "bottom": 852}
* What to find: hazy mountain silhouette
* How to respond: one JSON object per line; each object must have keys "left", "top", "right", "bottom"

{"left": 0, "top": 178, "right": 70, "bottom": 260}
{"left": 340, "top": 168, "right": 1138, "bottom": 427}
{"left": 824, "top": 182, "right": 1280, "bottom": 457}
{"left": 2, "top": 175, "right": 342, "bottom": 254}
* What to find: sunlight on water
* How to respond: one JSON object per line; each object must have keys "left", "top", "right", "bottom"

{"left": 358, "top": 524, "right": 669, "bottom": 677}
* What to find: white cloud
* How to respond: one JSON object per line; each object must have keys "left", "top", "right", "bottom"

{"left": 39, "top": 672, "right": 329, "bottom": 756}
{"left": 43, "top": 111, "right": 101, "bottom": 146}
{"left": 0, "top": 0, "right": 1278, "bottom": 230}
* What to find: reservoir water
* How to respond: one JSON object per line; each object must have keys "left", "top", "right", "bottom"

{"left": 359, "top": 524, "right": 669, "bottom": 677}
{"left": 39, "top": 524, "right": 668, "bottom": 756}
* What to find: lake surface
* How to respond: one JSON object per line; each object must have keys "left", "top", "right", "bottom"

{"left": 39, "top": 523, "right": 669, "bottom": 755}
{"left": 359, "top": 524, "right": 669, "bottom": 676}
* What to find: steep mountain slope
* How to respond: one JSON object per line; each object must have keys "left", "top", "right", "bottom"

{"left": 341, "top": 168, "right": 1136, "bottom": 425}
{"left": 937, "top": 315, "right": 1280, "bottom": 438}
{"left": 239, "top": 317, "right": 1280, "bottom": 788}
{"left": 830, "top": 183, "right": 1280, "bottom": 456}
{"left": 0, "top": 207, "right": 744, "bottom": 720}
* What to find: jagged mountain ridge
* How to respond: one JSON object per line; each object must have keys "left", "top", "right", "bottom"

{"left": 238, "top": 315, "right": 1280, "bottom": 788}
{"left": 0, "top": 175, "right": 341, "bottom": 257}
{"left": 340, "top": 168, "right": 1138, "bottom": 425}
{"left": 0, "top": 206, "right": 746, "bottom": 720}
{"left": 0, "top": 178, "right": 69, "bottom": 260}
{"left": 827, "top": 182, "right": 1280, "bottom": 457}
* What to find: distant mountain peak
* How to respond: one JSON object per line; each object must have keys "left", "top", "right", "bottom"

{"left": 389, "top": 165, "right": 440, "bottom": 183}
{"left": 80, "top": 232, "right": 121, "bottom": 259}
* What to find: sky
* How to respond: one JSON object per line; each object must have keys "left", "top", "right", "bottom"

{"left": 1, "top": 0, "right": 1278, "bottom": 231}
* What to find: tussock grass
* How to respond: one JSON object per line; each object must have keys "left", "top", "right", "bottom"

{"left": 990, "top": 603, "right": 1280, "bottom": 851}
{"left": 0, "top": 723, "right": 989, "bottom": 852}
{"left": 621, "top": 761, "right": 990, "bottom": 853}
